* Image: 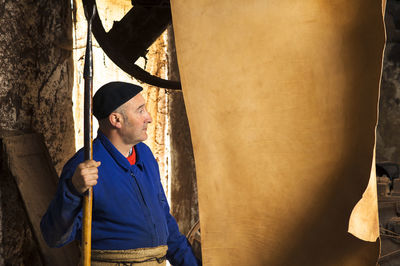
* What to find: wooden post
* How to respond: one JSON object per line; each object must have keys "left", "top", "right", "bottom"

{"left": 82, "top": 3, "right": 96, "bottom": 266}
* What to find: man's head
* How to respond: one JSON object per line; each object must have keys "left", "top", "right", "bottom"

{"left": 93, "top": 82, "right": 152, "bottom": 146}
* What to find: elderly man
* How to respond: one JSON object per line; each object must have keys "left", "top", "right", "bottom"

{"left": 41, "top": 82, "right": 200, "bottom": 266}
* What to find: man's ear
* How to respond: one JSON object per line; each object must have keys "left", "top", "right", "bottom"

{"left": 109, "top": 113, "right": 123, "bottom": 129}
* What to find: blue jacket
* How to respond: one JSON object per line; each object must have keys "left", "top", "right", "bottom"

{"left": 40, "top": 131, "right": 199, "bottom": 266}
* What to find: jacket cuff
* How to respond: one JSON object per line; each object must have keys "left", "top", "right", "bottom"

{"left": 66, "top": 178, "right": 83, "bottom": 197}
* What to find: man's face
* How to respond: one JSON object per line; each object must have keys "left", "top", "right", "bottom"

{"left": 119, "top": 93, "right": 152, "bottom": 146}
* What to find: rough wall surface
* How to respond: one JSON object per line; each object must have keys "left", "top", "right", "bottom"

{"left": 0, "top": 0, "right": 75, "bottom": 173}
{"left": 0, "top": 0, "right": 74, "bottom": 263}
{"left": 168, "top": 89, "right": 199, "bottom": 235}
{"left": 377, "top": 0, "right": 400, "bottom": 162}
{"left": 377, "top": 44, "right": 400, "bottom": 162}
{"left": 167, "top": 26, "right": 199, "bottom": 236}
{"left": 142, "top": 33, "right": 169, "bottom": 187}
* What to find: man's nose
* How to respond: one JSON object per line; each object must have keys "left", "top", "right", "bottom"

{"left": 145, "top": 111, "right": 153, "bottom": 123}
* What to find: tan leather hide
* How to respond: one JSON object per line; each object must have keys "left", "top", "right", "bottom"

{"left": 170, "top": 1, "right": 385, "bottom": 265}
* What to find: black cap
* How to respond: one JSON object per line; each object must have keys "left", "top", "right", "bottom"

{"left": 93, "top": 81, "right": 143, "bottom": 120}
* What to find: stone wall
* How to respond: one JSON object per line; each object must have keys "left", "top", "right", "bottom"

{"left": 0, "top": 0, "right": 74, "bottom": 263}
{"left": 0, "top": 0, "right": 75, "bottom": 173}
{"left": 377, "top": 0, "right": 400, "bottom": 162}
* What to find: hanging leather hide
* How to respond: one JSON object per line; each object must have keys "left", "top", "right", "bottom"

{"left": 170, "top": 0, "right": 385, "bottom": 265}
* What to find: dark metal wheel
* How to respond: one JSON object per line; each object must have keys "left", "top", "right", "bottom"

{"left": 187, "top": 220, "right": 202, "bottom": 260}
{"left": 82, "top": 0, "right": 181, "bottom": 90}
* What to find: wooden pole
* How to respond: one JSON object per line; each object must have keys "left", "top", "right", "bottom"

{"left": 82, "top": 3, "right": 96, "bottom": 266}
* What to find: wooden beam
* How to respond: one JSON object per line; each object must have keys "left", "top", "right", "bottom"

{"left": 3, "top": 133, "right": 79, "bottom": 266}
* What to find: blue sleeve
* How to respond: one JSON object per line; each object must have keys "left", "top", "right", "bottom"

{"left": 40, "top": 156, "right": 83, "bottom": 248}
{"left": 158, "top": 182, "right": 201, "bottom": 266}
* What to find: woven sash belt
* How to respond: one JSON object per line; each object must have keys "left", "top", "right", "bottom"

{"left": 91, "top": 245, "right": 168, "bottom": 266}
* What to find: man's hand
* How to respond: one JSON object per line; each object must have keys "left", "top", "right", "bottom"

{"left": 71, "top": 160, "right": 101, "bottom": 194}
